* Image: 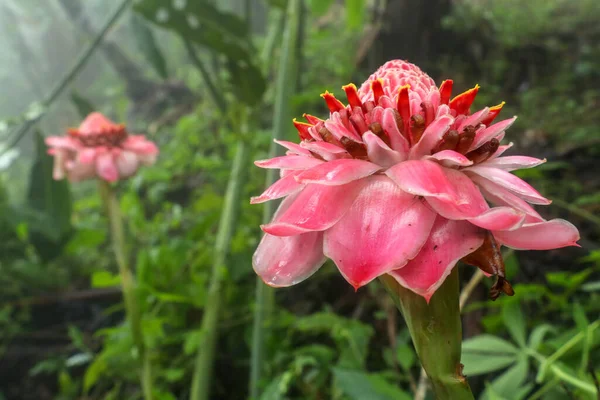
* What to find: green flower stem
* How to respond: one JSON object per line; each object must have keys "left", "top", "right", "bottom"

{"left": 98, "top": 181, "right": 153, "bottom": 400}
{"left": 249, "top": 1, "right": 302, "bottom": 398}
{"left": 190, "top": 139, "right": 249, "bottom": 400}
{"left": 379, "top": 269, "right": 475, "bottom": 400}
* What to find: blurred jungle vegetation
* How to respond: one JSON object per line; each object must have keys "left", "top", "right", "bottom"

{"left": 0, "top": 0, "right": 599, "bottom": 399}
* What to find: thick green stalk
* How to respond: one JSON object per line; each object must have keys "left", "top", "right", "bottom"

{"left": 98, "top": 181, "right": 153, "bottom": 400}
{"left": 249, "top": 1, "right": 302, "bottom": 398}
{"left": 379, "top": 270, "right": 475, "bottom": 400}
{"left": 190, "top": 139, "right": 249, "bottom": 400}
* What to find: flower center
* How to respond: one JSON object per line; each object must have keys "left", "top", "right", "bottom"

{"left": 68, "top": 125, "right": 128, "bottom": 148}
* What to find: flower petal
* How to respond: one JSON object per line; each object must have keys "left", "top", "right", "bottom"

{"left": 295, "top": 158, "right": 381, "bottom": 185}
{"left": 250, "top": 171, "right": 304, "bottom": 204}
{"left": 456, "top": 107, "right": 490, "bottom": 132}
{"left": 255, "top": 155, "right": 324, "bottom": 170}
{"left": 300, "top": 141, "right": 349, "bottom": 161}
{"left": 262, "top": 180, "right": 366, "bottom": 236}
{"left": 471, "top": 174, "right": 544, "bottom": 221}
{"left": 323, "top": 176, "right": 436, "bottom": 289}
{"left": 274, "top": 139, "right": 311, "bottom": 156}
{"left": 96, "top": 151, "right": 119, "bottom": 182}
{"left": 469, "top": 117, "right": 517, "bottom": 151}
{"left": 363, "top": 131, "right": 405, "bottom": 168}
{"left": 115, "top": 150, "right": 140, "bottom": 178}
{"left": 386, "top": 160, "right": 489, "bottom": 220}
{"left": 479, "top": 155, "right": 546, "bottom": 171}
{"left": 465, "top": 166, "right": 551, "bottom": 205}
{"left": 467, "top": 207, "right": 525, "bottom": 231}
{"left": 45, "top": 136, "right": 80, "bottom": 151}
{"left": 381, "top": 108, "right": 410, "bottom": 156}
{"left": 493, "top": 219, "right": 580, "bottom": 250}
{"left": 390, "top": 218, "right": 484, "bottom": 302}
{"left": 425, "top": 150, "right": 473, "bottom": 168}
{"left": 409, "top": 115, "right": 454, "bottom": 159}
{"left": 253, "top": 231, "right": 326, "bottom": 287}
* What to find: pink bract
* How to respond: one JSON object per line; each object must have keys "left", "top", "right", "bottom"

{"left": 45, "top": 112, "right": 158, "bottom": 183}
{"left": 252, "top": 60, "right": 580, "bottom": 301}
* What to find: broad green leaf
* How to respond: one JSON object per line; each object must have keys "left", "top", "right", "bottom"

{"left": 483, "top": 354, "right": 529, "bottom": 399}
{"left": 502, "top": 300, "right": 527, "bottom": 347}
{"left": 462, "top": 334, "right": 519, "bottom": 354}
{"left": 332, "top": 368, "right": 412, "bottom": 400}
{"left": 527, "top": 324, "right": 555, "bottom": 350}
{"left": 130, "top": 13, "right": 168, "bottom": 79}
{"left": 260, "top": 372, "right": 293, "bottom": 400}
{"left": 134, "top": 0, "right": 265, "bottom": 105}
{"left": 395, "top": 343, "right": 415, "bottom": 370}
{"left": 581, "top": 280, "right": 600, "bottom": 291}
{"left": 295, "top": 312, "right": 374, "bottom": 369}
{"left": 461, "top": 352, "right": 516, "bottom": 376}
{"left": 308, "top": 0, "right": 335, "bottom": 16}
{"left": 26, "top": 131, "right": 73, "bottom": 260}
{"left": 345, "top": 0, "right": 365, "bottom": 29}
{"left": 91, "top": 271, "right": 121, "bottom": 288}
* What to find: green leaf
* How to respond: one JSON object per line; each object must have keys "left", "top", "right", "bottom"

{"left": 83, "top": 357, "right": 107, "bottom": 393}
{"left": 463, "top": 334, "right": 519, "bottom": 354}
{"left": 461, "top": 352, "right": 516, "bottom": 376}
{"left": 502, "top": 300, "right": 527, "bottom": 347}
{"left": 483, "top": 354, "right": 529, "bottom": 400}
{"left": 308, "top": 0, "right": 335, "bottom": 16}
{"left": 91, "top": 271, "right": 121, "bottom": 288}
{"left": 26, "top": 131, "right": 73, "bottom": 260}
{"left": 130, "top": 13, "right": 168, "bottom": 79}
{"left": 581, "top": 280, "right": 600, "bottom": 291}
{"left": 259, "top": 372, "right": 293, "bottom": 400}
{"left": 395, "top": 343, "right": 415, "bottom": 371}
{"left": 332, "top": 368, "right": 412, "bottom": 400}
{"left": 133, "top": 0, "right": 265, "bottom": 105}
{"left": 345, "top": 0, "right": 365, "bottom": 29}
{"left": 527, "top": 324, "right": 555, "bottom": 350}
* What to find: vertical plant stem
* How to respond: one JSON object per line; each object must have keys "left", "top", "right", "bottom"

{"left": 380, "top": 270, "right": 475, "bottom": 400}
{"left": 190, "top": 138, "right": 250, "bottom": 400}
{"left": 98, "top": 181, "right": 153, "bottom": 400}
{"left": 249, "top": 1, "right": 302, "bottom": 398}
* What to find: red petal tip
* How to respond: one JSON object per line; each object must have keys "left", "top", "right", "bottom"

{"left": 481, "top": 101, "right": 506, "bottom": 126}
{"left": 439, "top": 79, "right": 454, "bottom": 105}
{"left": 320, "top": 90, "right": 346, "bottom": 113}
{"left": 342, "top": 83, "right": 363, "bottom": 109}
{"left": 293, "top": 118, "right": 312, "bottom": 140}
{"left": 450, "top": 84, "right": 480, "bottom": 115}
{"left": 371, "top": 79, "right": 385, "bottom": 105}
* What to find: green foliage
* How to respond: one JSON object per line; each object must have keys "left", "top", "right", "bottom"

{"left": 2, "top": 1, "right": 599, "bottom": 399}
{"left": 130, "top": 13, "right": 169, "bottom": 80}
{"left": 133, "top": 0, "right": 266, "bottom": 105}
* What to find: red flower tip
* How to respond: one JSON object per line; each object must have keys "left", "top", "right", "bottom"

{"left": 371, "top": 79, "right": 385, "bottom": 105}
{"left": 303, "top": 113, "right": 323, "bottom": 125}
{"left": 320, "top": 90, "right": 346, "bottom": 113}
{"left": 342, "top": 83, "right": 363, "bottom": 109}
{"left": 439, "top": 79, "right": 453, "bottom": 105}
{"left": 396, "top": 84, "right": 411, "bottom": 138}
{"left": 449, "top": 84, "right": 480, "bottom": 115}
{"left": 481, "top": 101, "right": 506, "bottom": 126}
{"left": 293, "top": 118, "right": 313, "bottom": 141}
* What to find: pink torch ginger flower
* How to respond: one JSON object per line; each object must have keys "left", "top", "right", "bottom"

{"left": 46, "top": 112, "right": 158, "bottom": 183}
{"left": 252, "top": 60, "right": 580, "bottom": 301}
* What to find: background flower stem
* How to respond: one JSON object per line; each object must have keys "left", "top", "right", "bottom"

{"left": 98, "top": 181, "right": 153, "bottom": 400}
{"left": 380, "top": 269, "right": 475, "bottom": 400}
{"left": 190, "top": 136, "right": 249, "bottom": 400}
